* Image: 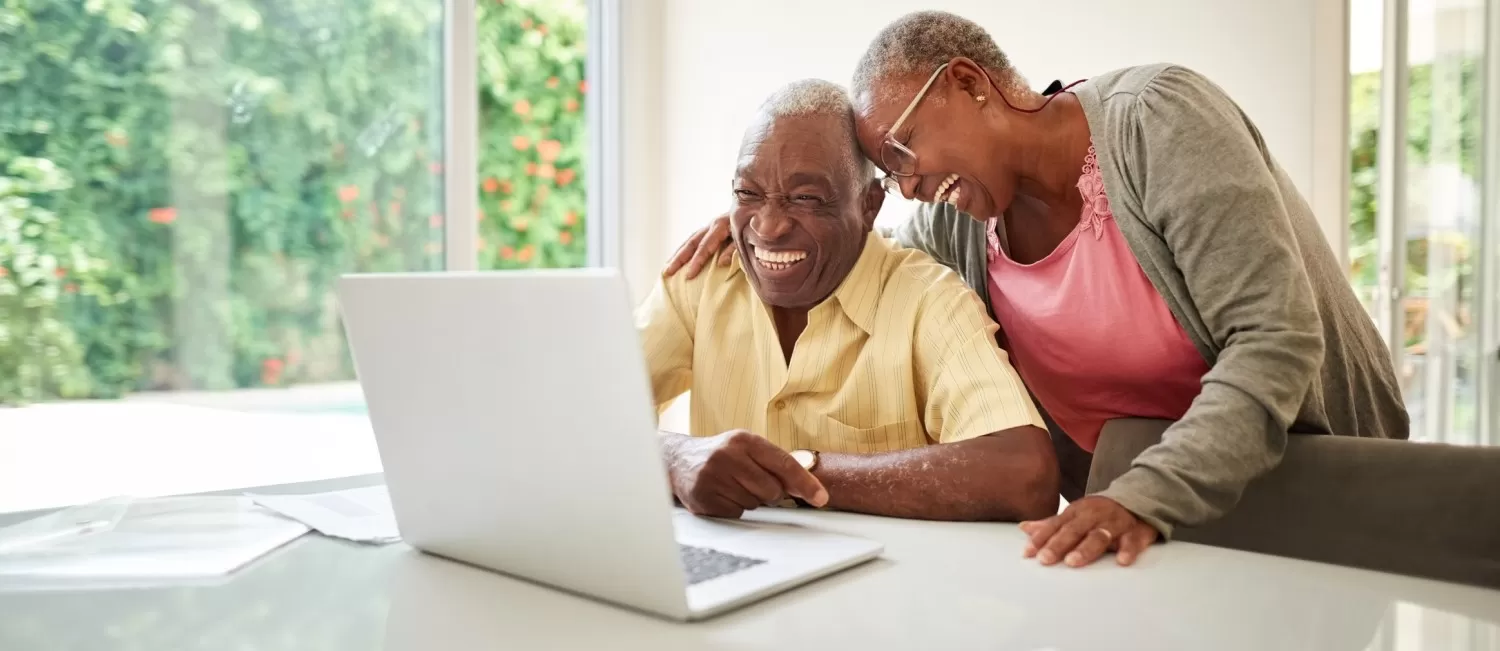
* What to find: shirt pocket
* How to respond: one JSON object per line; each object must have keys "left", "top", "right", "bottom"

{"left": 814, "top": 418, "right": 927, "bottom": 453}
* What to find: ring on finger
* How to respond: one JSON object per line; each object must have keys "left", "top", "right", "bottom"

{"left": 1093, "top": 528, "right": 1114, "bottom": 542}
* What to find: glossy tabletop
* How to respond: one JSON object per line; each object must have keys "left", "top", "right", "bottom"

{"left": 2, "top": 474, "right": 1498, "bottom": 651}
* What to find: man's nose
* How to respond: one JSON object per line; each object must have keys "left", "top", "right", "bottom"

{"left": 749, "top": 207, "right": 793, "bottom": 241}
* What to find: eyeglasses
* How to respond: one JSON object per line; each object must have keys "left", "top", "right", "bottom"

{"left": 879, "top": 62, "right": 950, "bottom": 181}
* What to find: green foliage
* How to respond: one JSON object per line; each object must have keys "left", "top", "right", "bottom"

{"left": 1346, "top": 57, "right": 1482, "bottom": 348}
{"left": 0, "top": 0, "right": 587, "bottom": 404}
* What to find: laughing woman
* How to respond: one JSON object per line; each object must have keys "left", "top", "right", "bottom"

{"left": 666, "top": 11, "right": 1408, "bottom": 568}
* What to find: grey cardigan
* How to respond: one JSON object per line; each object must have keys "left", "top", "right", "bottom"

{"left": 887, "top": 64, "right": 1409, "bottom": 537}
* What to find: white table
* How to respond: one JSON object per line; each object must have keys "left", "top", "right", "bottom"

{"left": 2, "top": 475, "right": 1498, "bottom": 650}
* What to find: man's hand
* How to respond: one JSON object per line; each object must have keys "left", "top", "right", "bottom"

{"left": 1019, "top": 496, "right": 1159, "bottom": 567}
{"left": 663, "top": 214, "right": 733, "bottom": 279}
{"left": 663, "top": 430, "right": 828, "bottom": 518}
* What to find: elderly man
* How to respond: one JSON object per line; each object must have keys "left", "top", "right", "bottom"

{"left": 637, "top": 79, "right": 1057, "bottom": 522}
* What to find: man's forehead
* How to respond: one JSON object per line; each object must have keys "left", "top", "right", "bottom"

{"left": 736, "top": 113, "right": 849, "bottom": 175}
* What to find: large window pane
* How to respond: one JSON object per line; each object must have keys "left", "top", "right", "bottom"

{"left": 0, "top": 0, "right": 444, "bottom": 402}
{"left": 1349, "top": 0, "right": 1490, "bottom": 444}
{"left": 476, "top": 0, "right": 588, "bottom": 270}
{"left": 1400, "top": 0, "right": 1486, "bottom": 444}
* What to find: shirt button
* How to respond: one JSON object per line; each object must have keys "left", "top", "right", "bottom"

{"left": 774, "top": 400, "right": 788, "bottom": 410}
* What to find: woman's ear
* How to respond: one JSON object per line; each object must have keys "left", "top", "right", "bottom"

{"left": 862, "top": 179, "right": 886, "bottom": 228}
{"left": 945, "top": 57, "right": 991, "bottom": 101}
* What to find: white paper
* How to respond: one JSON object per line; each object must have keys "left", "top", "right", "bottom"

{"left": 248, "top": 485, "right": 400, "bottom": 544}
{"left": 0, "top": 496, "right": 310, "bottom": 591}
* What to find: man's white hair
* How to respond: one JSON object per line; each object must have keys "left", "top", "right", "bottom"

{"left": 851, "top": 11, "right": 1032, "bottom": 105}
{"left": 752, "top": 78, "right": 875, "bottom": 183}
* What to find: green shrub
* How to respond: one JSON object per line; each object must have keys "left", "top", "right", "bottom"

{"left": 0, "top": 0, "right": 586, "bottom": 403}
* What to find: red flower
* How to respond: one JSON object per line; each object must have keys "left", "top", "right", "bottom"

{"left": 525, "top": 162, "right": 538, "bottom": 176}
{"left": 429, "top": 214, "right": 443, "bottom": 229}
{"left": 536, "top": 164, "right": 555, "bottom": 180}
{"left": 517, "top": 245, "right": 535, "bottom": 263}
{"left": 564, "top": 98, "right": 579, "bottom": 113}
{"left": 536, "top": 23, "right": 548, "bottom": 35}
{"left": 429, "top": 162, "right": 443, "bottom": 175}
{"left": 500, "top": 246, "right": 515, "bottom": 260}
{"left": 546, "top": 76, "right": 559, "bottom": 89}
{"left": 555, "top": 168, "right": 576, "bottom": 187}
{"left": 558, "top": 231, "right": 572, "bottom": 245}
{"left": 537, "top": 139, "right": 562, "bottom": 162}
{"left": 261, "top": 358, "right": 284, "bottom": 385}
{"left": 148, "top": 207, "right": 177, "bottom": 224}
{"left": 512, "top": 135, "right": 531, "bottom": 151}
{"left": 514, "top": 99, "right": 532, "bottom": 117}
{"left": 499, "top": 180, "right": 513, "bottom": 194}
{"left": 521, "top": 18, "right": 533, "bottom": 29}
{"left": 500, "top": 199, "right": 514, "bottom": 211}
{"left": 338, "top": 185, "right": 359, "bottom": 203}
{"left": 510, "top": 217, "right": 530, "bottom": 232}
{"left": 483, "top": 177, "right": 500, "bottom": 193}
{"left": 578, "top": 80, "right": 588, "bottom": 94}
{"left": 0, "top": 267, "right": 8, "bottom": 278}
{"left": 64, "top": 283, "right": 78, "bottom": 293}
{"left": 54, "top": 268, "right": 66, "bottom": 278}
{"left": 341, "top": 209, "right": 354, "bottom": 221}
{"left": 562, "top": 211, "right": 577, "bottom": 226}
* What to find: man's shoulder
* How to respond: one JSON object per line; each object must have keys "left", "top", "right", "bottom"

{"left": 658, "top": 252, "right": 753, "bottom": 312}
{"left": 876, "top": 238, "right": 983, "bottom": 305}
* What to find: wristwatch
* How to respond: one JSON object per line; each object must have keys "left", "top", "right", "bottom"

{"left": 790, "top": 449, "right": 820, "bottom": 472}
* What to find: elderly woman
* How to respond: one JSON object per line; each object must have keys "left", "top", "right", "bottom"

{"left": 666, "top": 10, "right": 1409, "bottom": 568}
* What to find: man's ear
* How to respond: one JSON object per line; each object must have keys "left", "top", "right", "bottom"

{"left": 861, "top": 179, "right": 886, "bottom": 229}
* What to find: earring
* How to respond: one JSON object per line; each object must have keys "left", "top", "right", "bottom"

{"left": 976, "top": 94, "right": 987, "bottom": 103}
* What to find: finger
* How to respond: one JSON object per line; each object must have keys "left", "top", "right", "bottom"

{"left": 716, "top": 246, "right": 734, "bottom": 267}
{"left": 745, "top": 442, "right": 828, "bottom": 506}
{"left": 685, "top": 219, "right": 731, "bottom": 279}
{"left": 1115, "top": 525, "right": 1158, "bottom": 567}
{"left": 665, "top": 228, "right": 708, "bottom": 276}
{"left": 713, "top": 471, "right": 765, "bottom": 511}
{"left": 1021, "top": 516, "right": 1063, "bottom": 557}
{"left": 728, "top": 461, "right": 785, "bottom": 504}
{"left": 1064, "top": 528, "right": 1114, "bottom": 568}
{"left": 1037, "top": 517, "right": 1093, "bottom": 566}
{"left": 693, "top": 495, "right": 745, "bottom": 520}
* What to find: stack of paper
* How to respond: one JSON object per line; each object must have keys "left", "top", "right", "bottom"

{"left": 248, "top": 485, "right": 401, "bottom": 544}
{"left": 0, "top": 496, "right": 310, "bottom": 591}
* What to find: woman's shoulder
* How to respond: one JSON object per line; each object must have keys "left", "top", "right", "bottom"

{"left": 1081, "top": 64, "right": 1227, "bottom": 106}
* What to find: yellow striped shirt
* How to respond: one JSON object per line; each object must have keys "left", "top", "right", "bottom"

{"left": 635, "top": 232, "right": 1043, "bottom": 453}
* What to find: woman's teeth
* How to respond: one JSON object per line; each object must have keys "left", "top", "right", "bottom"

{"left": 935, "top": 173, "right": 963, "bottom": 206}
{"left": 752, "top": 247, "right": 807, "bottom": 271}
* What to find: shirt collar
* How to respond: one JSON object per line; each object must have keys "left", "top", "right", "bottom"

{"left": 731, "top": 231, "right": 887, "bottom": 335}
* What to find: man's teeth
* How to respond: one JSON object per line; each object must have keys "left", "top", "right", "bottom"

{"left": 935, "top": 173, "right": 962, "bottom": 205}
{"left": 753, "top": 247, "right": 807, "bottom": 271}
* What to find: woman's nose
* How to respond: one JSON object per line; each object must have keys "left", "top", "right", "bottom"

{"left": 898, "top": 175, "right": 921, "bottom": 201}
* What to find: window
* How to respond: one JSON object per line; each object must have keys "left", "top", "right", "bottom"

{"left": 0, "top": 0, "right": 605, "bottom": 511}
{"left": 1348, "top": 0, "right": 1496, "bottom": 445}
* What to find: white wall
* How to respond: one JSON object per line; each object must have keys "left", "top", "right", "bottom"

{"left": 618, "top": 0, "right": 1348, "bottom": 298}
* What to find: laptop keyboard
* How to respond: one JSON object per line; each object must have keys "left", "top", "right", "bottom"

{"left": 678, "top": 544, "right": 767, "bottom": 585}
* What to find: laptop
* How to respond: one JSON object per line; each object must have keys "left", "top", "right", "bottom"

{"left": 336, "top": 269, "right": 883, "bottom": 621}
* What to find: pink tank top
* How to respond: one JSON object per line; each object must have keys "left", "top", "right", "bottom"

{"left": 985, "top": 145, "right": 1209, "bottom": 452}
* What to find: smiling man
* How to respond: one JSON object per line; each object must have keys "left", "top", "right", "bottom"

{"left": 636, "top": 79, "right": 1057, "bottom": 522}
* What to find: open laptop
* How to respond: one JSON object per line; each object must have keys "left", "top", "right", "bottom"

{"left": 336, "top": 269, "right": 883, "bottom": 621}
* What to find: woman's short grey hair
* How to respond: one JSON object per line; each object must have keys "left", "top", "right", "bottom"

{"left": 851, "top": 11, "right": 1029, "bottom": 104}
{"left": 754, "top": 78, "right": 876, "bottom": 183}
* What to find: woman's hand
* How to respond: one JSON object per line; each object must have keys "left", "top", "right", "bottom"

{"left": 1019, "top": 496, "right": 1159, "bottom": 567}
{"left": 663, "top": 214, "right": 734, "bottom": 279}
